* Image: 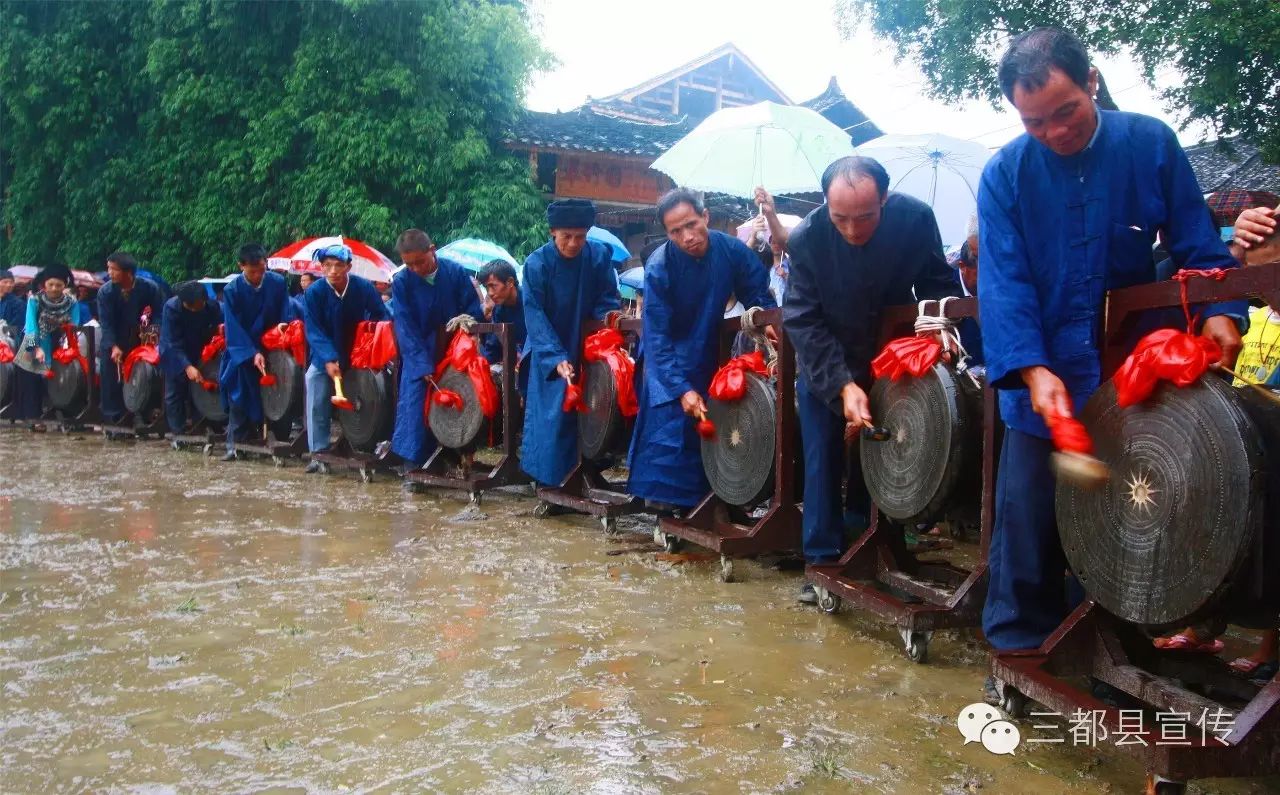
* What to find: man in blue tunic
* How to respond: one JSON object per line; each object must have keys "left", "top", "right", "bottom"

{"left": 628, "top": 188, "right": 776, "bottom": 511}
{"left": 300, "top": 243, "right": 390, "bottom": 473}
{"left": 387, "top": 229, "right": 483, "bottom": 471}
{"left": 520, "top": 199, "right": 621, "bottom": 489}
{"left": 220, "top": 243, "right": 297, "bottom": 461}
{"left": 785, "top": 157, "right": 962, "bottom": 604}
{"left": 158, "top": 281, "right": 223, "bottom": 437}
{"left": 97, "top": 252, "right": 166, "bottom": 424}
{"left": 477, "top": 259, "right": 528, "bottom": 397}
{"left": 977, "top": 28, "right": 1244, "bottom": 695}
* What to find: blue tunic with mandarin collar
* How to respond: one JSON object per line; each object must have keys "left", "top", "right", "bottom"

{"left": 219, "top": 271, "right": 296, "bottom": 422}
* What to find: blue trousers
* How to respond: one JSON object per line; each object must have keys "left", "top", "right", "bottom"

{"left": 11, "top": 366, "right": 45, "bottom": 420}
{"left": 796, "top": 379, "right": 869, "bottom": 565}
{"left": 163, "top": 371, "right": 191, "bottom": 433}
{"left": 99, "top": 350, "right": 126, "bottom": 422}
{"left": 305, "top": 363, "right": 333, "bottom": 454}
{"left": 391, "top": 374, "right": 437, "bottom": 467}
{"left": 982, "top": 427, "right": 1084, "bottom": 650}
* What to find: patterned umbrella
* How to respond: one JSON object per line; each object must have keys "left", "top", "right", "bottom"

{"left": 436, "top": 238, "right": 522, "bottom": 281}
{"left": 269, "top": 236, "right": 397, "bottom": 283}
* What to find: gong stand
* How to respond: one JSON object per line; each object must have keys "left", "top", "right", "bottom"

{"left": 168, "top": 416, "right": 227, "bottom": 455}
{"left": 39, "top": 324, "right": 105, "bottom": 433}
{"left": 656, "top": 308, "right": 804, "bottom": 577}
{"left": 312, "top": 363, "right": 399, "bottom": 484}
{"left": 407, "top": 321, "right": 525, "bottom": 502}
{"left": 992, "top": 262, "right": 1280, "bottom": 788}
{"left": 534, "top": 317, "right": 646, "bottom": 532}
{"left": 806, "top": 297, "right": 992, "bottom": 662}
{"left": 236, "top": 349, "right": 309, "bottom": 465}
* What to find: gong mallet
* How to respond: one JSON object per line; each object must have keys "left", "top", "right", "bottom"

{"left": 1215, "top": 364, "right": 1280, "bottom": 408}
{"left": 1046, "top": 412, "right": 1110, "bottom": 489}
{"left": 330, "top": 373, "right": 355, "bottom": 411}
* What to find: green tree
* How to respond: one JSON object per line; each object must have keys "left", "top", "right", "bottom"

{"left": 835, "top": 0, "right": 1280, "bottom": 160}
{"left": 0, "top": 0, "right": 552, "bottom": 281}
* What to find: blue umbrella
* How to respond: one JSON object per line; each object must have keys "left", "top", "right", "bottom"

{"left": 618, "top": 266, "right": 644, "bottom": 299}
{"left": 587, "top": 226, "right": 631, "bottom": 262}
{"left": 436, "top": 238, "right": 522, "bottom": 280}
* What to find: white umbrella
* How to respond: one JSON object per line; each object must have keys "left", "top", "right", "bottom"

{"left": 854, "top": 133, "right": 991, "bottom": 248}
{"left": 651, "top": 101, "right": 855, "bottom": 198}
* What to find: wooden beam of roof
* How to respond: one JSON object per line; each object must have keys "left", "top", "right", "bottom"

{"left": 596, "top": 42, "right": 792, "bottom": 106}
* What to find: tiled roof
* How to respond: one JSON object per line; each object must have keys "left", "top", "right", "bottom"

{"left": 1185, "top": 136, "right": 1280, "bottom": 193}
{"left": 800, "top": 77, "right": 883, "bottom": 146}
{"left": 507, "top": 108, "right": 692, "bottom": 157}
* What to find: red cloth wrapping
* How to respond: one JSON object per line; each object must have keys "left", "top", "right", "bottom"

{"left": 200, "top": 324, "right": 226, "bottom": 364}
{"left": 1045, "top": 412, "right": 1094, "bottom": 455}
{"left": 259, "top": 373, "right": 277, "bottom": 386}
{"left": 0, "top": 341, "right": 13, "bottom": 364}
{"left": 871, "top": 336, "right": 942, "bottom": 381}
{"left": 696, "top": 418, "right": 716, "bottom": 439}
{"left": 51, "top": 323, "right": 89, "bottom": 377}
{"left": 562, "top": 382, "right": 586, "bottom": 413}
{"left": 1114, "top": 328, "right": 1222, "bottom": 407}
{"left": 122, "top": 344, "right": 160, "bottom": 382}
{"left": 1170, "top": 268, "right": 1229, "bottom": 331}
{"left": 433, "top": 389, "right": 464, "bottom": 410}
{"left": 432, "top": 330, "right": 499, "bottom": 418}
{"left": 348, "top": 320, "right": 398, "bottom": 370}
{"left": 708, "top": 351, "right": 770, "bottom": 401}
{"left": 582, "top": 328, "right": 638, "bottom": 418}
{"left": 199, "top": 378, "right": 218, "bottom": 392}
{"left": 261, "top": 320, "right": 307, "bottom": 368}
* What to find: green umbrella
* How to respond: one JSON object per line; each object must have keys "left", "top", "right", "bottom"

{"left": 650, "top": 101, "right": 855, "bottom": 199}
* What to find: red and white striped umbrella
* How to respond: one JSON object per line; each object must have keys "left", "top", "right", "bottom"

{"left": 268, "top": 236, "right": 396, "bottom": 284}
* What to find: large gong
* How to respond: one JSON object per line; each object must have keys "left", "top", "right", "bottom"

{"left": 1057, "top": 378, "right": 1264, "bottom": 628}
{"left": 123, "top": 358, "right": 162, "bottom": 416}
{"left": 701, "top": 371, "right": 776, "bottom": 506}
{"left": 47, "top": 331, "right": 89, "bottom": 414}
{"left": 861, "top": 364, "right": 981, "bottom": 525}
{"left": 337, "top": 367, "right": 395, "bottom": 452}
{"left": 261, "top": 350, "right": 303, "bottom": 423}
{"left": 578, "top": 360, "right": 625, "bottom": 459}
{"left": 189, "top": 355, "right": 227, "bottom": 422}
{"left": 428, "top": 365, "right": 500, "bottom": 450}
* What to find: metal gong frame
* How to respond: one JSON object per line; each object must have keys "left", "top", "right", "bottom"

{"left": 234, "top": 349, "right": 309, "bottom": 464}
{"left": 407, "top": 321, "right": 526, "bottom": 501}
{"left": 314, "top": 358, "right": 400, "bottom": 482}
{"left": 535, "top": 317, "right": 647, "bottom": 532}
{"left": 806, "top": 297, "right": 995, "bottom": 660}
{"left": 657, "top": 307, "right": 804, "bottom": 570}
{"left": 991, "top": 263, "right": 1280, "bottom": 788}
{"left": 169, "top": 353, "right": 229, "bottom": 454}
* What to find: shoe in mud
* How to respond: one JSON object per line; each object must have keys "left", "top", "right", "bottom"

{"left": 797, "top": 583, "right": 818, "bottom": 605}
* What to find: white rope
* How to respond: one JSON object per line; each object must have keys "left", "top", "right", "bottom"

{"left": 740, "top": 306, "right": 778, "bottom": 371}
{"left": 445, "top": 314, "right": 477, "bottom": 334}
{"left": 913, "top": 297, "right": 979, "bottom": 387}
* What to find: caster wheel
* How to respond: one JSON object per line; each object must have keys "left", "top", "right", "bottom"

{"left": 202, "top": 443, "right": 213, "bottom": 457}
{"left": 171, "top": 439, "right": 181, "bottom": 451}
{"left": 1146, "top": 775, "right": 1187, "bottom": 795}
{"left": 817, "top": 588, "right": 840, "bottom": 614}
{"left": 534, "top": 501, "right": 553, "bottom": 518}
{"left": 273, "top": 456, "right": 285, "bottom": 468}
{"left": 717, "top": 555, "right": 735, "bottom": 583}
{"left": 469, "top": 492, "right": 483, "bottom": 509}
{"left": 652, "top": 526, "right": 664, "bottom": 546}
{"left": 900, "top": 628, "right": 932, "bottom": 664}
{"left": 661, "top": 533, "right": 681, "bottom": 553}
{"left": 600, "top": 516, "right": 617, "bottom": 534}
{"left": 1000, "top": 686, "right": 1029, "bottom": 718}
{"left": 359, "top": 467, "right": 373, "bottom": 483}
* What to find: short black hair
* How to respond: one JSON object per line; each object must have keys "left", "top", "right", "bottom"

{"left": 657, "top": 188, "right": 706, "bottom": 226}
{"left": 176, "top": 280, "right": 206, "bottom": 305}
{"left": 237, "top": 242, "right": 267, "bottom": 264}
{"left": 820, "top": 156, "right": 890, "bottom": 198}
{"left": 477, "top": 259, "right": 517, "bottom": 286}
{"left": 106, "top": 251, "right": 137, "bottom": 272}
{"left": 998, "top": 27, "right": 1092, "bottom": 103}
{"left": 396, "top": 228, "right": 434, "bottom": 253}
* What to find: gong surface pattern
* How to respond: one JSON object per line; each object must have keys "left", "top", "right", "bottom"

{"left": 578, "top": 360, "right": 623, "bottom": 459}
{"left": 337, "top": 368, "right": 394, "bottom": 452}
{"left": 47, "top": 332, "right": 89, "bottom": 413}
{"left": 189, "top": 354, "right": 227, "bottom": 422}
{"left": 428, "top": 366, "right": 489, "bottom": 450}
{"left": 1056, "top": 379, "right": 1263, "bottom": 627}
{"left": 260, "top": 350, "right": 303, "bottom": 423}
{"left": 123, "top": 360, "right": 162, "bottom": 415}
{"left": 701, "top": 372, "right": 776, "bottom": 507}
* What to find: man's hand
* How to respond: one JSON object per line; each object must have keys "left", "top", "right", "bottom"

{"left": 184, "top": 364, "right": 200, "bottom": 382}
{"left": 1021, "top": 365, "right": 1072, "bottom": 419}
{"left": 1202, "top": 315, "right": 1243, "bottom": 368}
{"left": 325, "top": 361, "right": 342, "bottom": 379}
{"left": 840, "top": 382, "right": 872, "bottom": 427}
{"left": 680, "top": 389, "right": 707, "bottom": 418}
{"left": 1233, "top": 205, "right": 1278, "bottom": 250}
{"left": 110, "top": 345, "right": 123, "bottom": 364}
{"left": 764, "top": 324, "right": 779, "bottom": 347}
{"left": 275, "top": 322, "right": 289, "bottom": 335}
{"left": 555, "top": 360, "right": 575, "bottom": 380}
{"left": 753, "top": 186, "right": 776, "bottom": 216}
{"left": 253, "top": 352, "right": 266, "bottom": 372}
{"left": 33, "top": 347, "right": 45, "bottom": 364}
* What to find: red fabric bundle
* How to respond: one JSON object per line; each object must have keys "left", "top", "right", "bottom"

{"left": 871, "top": 336, "right": 942, "bottom": 381}
{"left": 562, "top": 382, "right": 586, "bottom": 413}
{"left": 433, "top": 389, "right": 464, "bottom": 410}
{"left": 582, "top": 328, "right": 638, "bottom": 418}
{"left": 51, "top": 323, "right": 89, "bottom": 377}
{"left": 200, "top": 325, "right": 226, "bottom": 364}
{"left": 1114, "top": 328, "right": 1222, "bottom": 407}
{"left": 199, "top": 378, "right": 218, "bottom": 392}
{"left": 708, "top": 351, "right": 769, "bottom": 401}
{"left": 348, "top": 320, "right": 398, "bottom": 370}
{"left": 1045, "top": 412, "right": 1094, "bottom": 455}
{"left": 432, "top": 330, "right": 499, "bottom": 418}
{"left": 261, "top": 320, "right": 307, "bottom": 367}
{"left": 122, "top": 344, "right": 160, "bottom": 381}
{"left": 0, "top": 340, "right": 13, "bottom": 364}
{"left": 696, "top": 417, "right": 716, "bottom": 439}
{"left": 259, "top": 373, "right": 277, "bottom": 386}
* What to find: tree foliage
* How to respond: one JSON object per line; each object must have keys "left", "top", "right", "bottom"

{"left": 0, "top": 0, "right": 552, "bottom": 281}
{"left": 835, "top": 0, "right": 1280, "bottom": 160}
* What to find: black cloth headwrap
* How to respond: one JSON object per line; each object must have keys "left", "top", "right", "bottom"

{"left": 34, "top": 264, "right": 73, "bottom": 288}
{"left": 176, "top": 280, "right": 206, "bottom": 305}
{"left": 0, "top": 269, "right": 13, "bottom": 281}
{"left": 546, "top": 198, "right": 596, "bottom": 230}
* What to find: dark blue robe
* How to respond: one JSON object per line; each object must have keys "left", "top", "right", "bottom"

{"left": 301, "top": 275, "right": 389, "bottom": 370}
{"left": 1, "top": 293, "right": 24, "bottom": 343}
{"left": 627, "top": 232, "right": 775, "bottom": 507}
{"left": 97, "top": 277, "right": 165, "bottom": 420}
{"left": 158, "top": 296, "right": 222, "bottom": 376}
{"left": 481, "top": 291, "right": 529, "bottom": 395}
{"left": 519, "top": 240, "right": 620, "bottom": 485}
{"left": 389, "top": 258, "right": 482, "bottom": 465}
{"left": 219, "top": 271, "right": 295, "bottom": 423}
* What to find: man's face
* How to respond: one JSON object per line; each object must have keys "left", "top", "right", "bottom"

{"left": 401, "top": 248, "right": 438, "bottom": 278}
{"left": 319, "top": 257, "right": 351, "bottom": 290}
{"left": 662, "top": 202, "right": 711, "bottom": 258}
{"left": 551, "top": 228, "right": 588, "bottom": 260}
{"left": 483, "top": 275, "right": 518, "bottom": 307}
{"left": 299, "top": 273, "right": 316, "bottom": 291}
{"left": 1012, "top": 67, "right": 1099, "bottom": 157}
{"left": 240, "top": 259, "right": 267, "bottom": 287}
{"left": 0, "top": 277, "right": 12, "bottom": 297}
{"left": 106, "top": 261, "right": 134, "bottom": 285}
{"left": 827, "top": 175, "right": 885, "bottom": 246}
{"left": 960, "top": 234, "right": 979, "bottom": 293}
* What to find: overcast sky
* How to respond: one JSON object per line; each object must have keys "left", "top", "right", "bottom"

{"left": 524, "top": 0, "right": 1209, "bottom": 149}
